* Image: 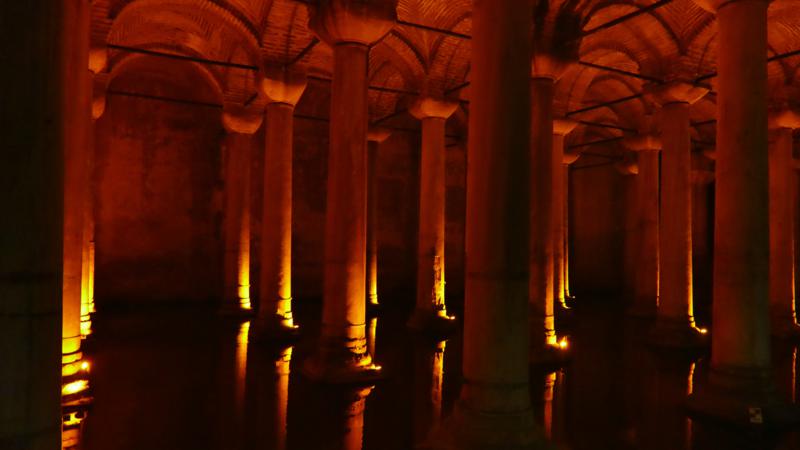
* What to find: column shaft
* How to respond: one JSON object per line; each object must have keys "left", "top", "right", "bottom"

{"left": 563, "top": 165, "right": 572, "bottom": 298}
{"left": 633, "top": 150, "right": 660, "bottom": 316}
{"left": 552, "top": 135, "right": 566, "bottom": 309}
{"left": 452, "top": 0, "right": 539, "bottom": 446}
{"left": 255, "top": 102, "right": 297, "bottom": 335}
{"left": 414, "top": 116, "right": 449, "bottom": 320}
{"left": 222, "top": 133, "right": 253, "bottom": 313}
{"left": 659, "top": 102, "right": 694, "bottom": 323}
{"left": 0, "top": 0, "right": 65, "bottom": 447}
{"left": 62, "top": 0, "right": 91, "bottom": 369}
{"left": 769, "top": 127, "right": 798, "bottom": 335}
{"left": 366, "top": 140, "right": 379, "bottom": 306}
{"left": 530, "top": 78, "right": 556, "bottom": 349}
{"left": 711, "top": 0, "right": 770, "bottom": 370}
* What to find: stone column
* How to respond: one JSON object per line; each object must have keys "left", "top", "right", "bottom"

{"left": 691, "top": 163, "right": 715, "bottom": 310}
{"left": 562, "top": 151, "right": 580, "bottom": 302}
{"left": 624, "top": 134, "right": 661, "bottom": 317}
{"left": 768, "top": 109, "right": 800, "bottom": 338}
{"left": 1, "top": 0, "right": 65, "bottom": 447}
{"left": 408, "top": 97, "right": 458, "bottom": 333}
{"left": 366, "top": 127, "right": 391, "bottom": 312}
{"left": 650, "top": 83, "right": 708, "bottom": 348}
{"left": 252, "top": 68, "right": 306, "bottom": 340}
{"left": 302, "top": 0, "right": 395, "bottom": 382}
{"left": 62, "top": 0, "right": 91, "bottom": 378}
{"left": 552, "top": 119, "right": 578, "bottom": 311}
{"left": 220, "top": 106, "right": 262, "bottom": 316}
{"left": 688, "top": 0, "right": 795, "bottom": 425}
{"left": 442, "top": 0, "right": 541, "bottom": 447}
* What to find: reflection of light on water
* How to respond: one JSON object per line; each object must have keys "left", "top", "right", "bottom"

{"left": 688, "top": 362, "right": 696, "bottom": 395}
{"left": 793, "top": 347, "right": 797, "bottom": 403}
{"left": 275, "top": 346, "right": 293, "bottom": 450}
{"left": 343, "top": 386, "right": 374, "bottom": 450}
{"left": 543, "top": 372, "right": 556, "bottom": 439}
{"left": 686, "top": 362, "right": 697, "bottom": 450}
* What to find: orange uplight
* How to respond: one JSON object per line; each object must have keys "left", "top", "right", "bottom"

{"left": 62, "top": 380, "right": 89, "bottom": 397}
{"left": 696, "top": 327, "right": 708, "bottom": 335}
{"left": 80, "top": 361, "right": 90, "bottom": 372}
{"left": 558, "top": 337, "right": 569, "bottom": 350}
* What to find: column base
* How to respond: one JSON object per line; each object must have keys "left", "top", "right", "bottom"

{"left": 408, "top": 308, "right": 459, "bottom": 336}
{"left": 250, "top": 316, "right": 301, "bottom": 343}
{"left": 421, "top": 403, "right": 549, "bottom": 450}
{"left": 687, "top": 366, "right": 800, "bottom": 428}
{"left": 218, "top": 302, "right": 254, "bottom": 318}
{"left": 367, "top": 298, "right": 382, "bottom": 315}
{"left": 529, "top": 342, "right": 570, "bottom": 369}
{"left": 302, "top": 339, "right": 383, "bottom": 384}
{"left": 648, "top": 318, "right": 708, "bottom": 349}
{"left": 770, "top": 316, "right": 800, "bottom": 340}
{"left": 626, "top": 296, "right": 658, "bottom": 318}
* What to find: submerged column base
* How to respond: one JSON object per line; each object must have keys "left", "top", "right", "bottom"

{"left": 251, "top": 312, "right": 300, "bottom": 343}
{"left": 648, "top": 317, "right": 708, "bottom": 348}
{"left": 687, "top": 365, "right": 800, "bottom": 428}
{"left": 770, "top": 312, "right": 800, "bottom": 340}
{"left": 302, "top": 334, "right": 383, "bottom": 383}
{"left": 408, "top": 308, "right": 458, "bottom": 336}
{"left": 626, "top": 296, "right": 658, "bottom": 318}
{"left": 219, "top": 301, "right": 254, "bottom": 318}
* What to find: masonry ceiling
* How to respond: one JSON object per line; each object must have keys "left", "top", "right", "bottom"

{"left": 94, "top": 0, "right": 800, "bottom": 150}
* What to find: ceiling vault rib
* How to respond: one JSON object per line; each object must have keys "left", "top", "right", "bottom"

{"left": 581, "top": 0, "right": 674, "bottom": 37}
{"left": 108, "top": 44, "right": 259, "bottom": 71}
{"left": 286, "top": 38, "right": 320, "bottom": 67}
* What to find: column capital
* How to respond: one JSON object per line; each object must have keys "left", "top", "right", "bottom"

{"left": 615, "top": 155, "right": 639, "bottom": 176}
{"left": 647, "top": 82, "right": 709, "bottom": 107}
{"left": 409, "top": 97, "right": 459, "bottom": 120}
{"left": 691, "top": 0, "right": 770, "bottom": 13}
{"left": 692, "top": 168, "right": 716, "bottom": 185}
{"left": 89, "top": 44, "right": 107, "bottom": 74}
{"left": 768, "top": 107, "right": 800, "bottom": 130}
{"left": 261, "top": 66, "right": 307, "bottom": 107}
{"left": 624, "top": 134, "right": 662, "bottom": 152}
{"left": 309, "top": 0, "right": 397, "bottom": 47}
{"left": 222, "top": 103, "right": 263, "bottom": 134}
{"left": 553, "top": 118, "right": 578, "bottom": 136}
{"left": 367, "top": 126, "right": 392, "bottom": 143}
{"left": 563, "top": 150, "right": 581, "bottom": 165}
{"left": 531, "top": 53, "right": 577, "bottom": 81}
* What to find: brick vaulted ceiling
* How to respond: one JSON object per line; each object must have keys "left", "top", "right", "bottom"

{"left": 93, "top": 0, "right": 800, "bottom": 151}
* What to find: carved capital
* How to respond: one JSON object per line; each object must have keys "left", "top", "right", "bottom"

{"left": 624, "top": 134, "right": 662, "bottom": 152}
{"left": 768, "top": 107, "right": 800, "bottom": 130}
{"left": 309, "top": 0, "right": 397, "bottom": 47}
{"left": 261, "top": 66, "right": 307, "bottom": 106}
{"left": 691, "top": 0, "right": 770, "bottom": 13}
{"left": 367, "top": 126, "right": 392, "bottom": 143}
{"left": 553, "top": 118, "right": 578, "bottom": 136}
{"left": 563, "top": 150, "right": 581, "bottom": 165}
{"left": 222, "top": 103, "right": 263, "bottom": 134}
{"left": 648, "top": 82, "right": 709, "bottom": 107}
{"left": 692, "top": 169, "right": 716, "bottom": 185}
{"left": 89, "top": 45, "right": 107, "bottom": 74}
{"left": 409, "top": 97, "right": 458, "bottom": 120}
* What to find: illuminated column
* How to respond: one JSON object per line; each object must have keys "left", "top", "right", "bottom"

{"left": 688, "top": 0, "right": 792, "bottom": 425}
{"left": 552, "top": 119, "right": 578, "bottom": 311}
{"left": 220, "top": 106, "right": 262, "bottom": 316}
{"left": 0, "top": 0, "right": 64, "bottom": 447}
{"left": 366, "top": 127, "right": 391, "bottom": 311}
{"left": 445, "top": 0, "right": 542, "bottom": 446}
{"left": 62, "top": 0, "right": 92, "bottom": 377}
{"left": 408, "top": 97, "right": 459, "bottom": 332}
{"left": 247, "top": 344, "right": 293, "bottom": 450}
{"left": 562, "top": 151, "right": 580, "bottom": 301}
{"left": 413, "top": 341, "right": 447, "bottom": 444}
{"left": 624, "top": 134, "right": 661, "bottom": 317}
{"left": 768, "top": 109, "right": 800, "bottom": 338}
{"left": 650, "top": 83, "right": 708, "bottom": 347}
{"left": 80, "top": 49, "right": 107, "bottom": 339}
{"left": 252, "top": 68, "right": 307, "bottom": 340}
{"left": 691, "top": 164, "right": 715, "bottom": 306}
{"left": 302, "top": 0, "right": 395, "bottom": 382}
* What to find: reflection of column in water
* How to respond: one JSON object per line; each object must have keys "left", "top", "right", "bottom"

{"left": 236, "top": 322, "right": 251, "bottom": 410}
{"left": 367, "top": 317, "right": 378, "bottom": 361}
{"left": 274, "top": 346, "right": 293, "bottom": 450}
{"left": 792, "top": 347, "right": 797, "bottom": 403}
{"left": 554, "top": 370, "right": 567, "bottom": 442}
{"left": 543, "top": 372, "right": 556, "bottom": 439}
{"left": 431, "top": 340, "right": 446, "bottom": 424}
{"left": 343, "top": 387, "right": 373, "bottom": 450}
{"left": 646, "top": 358, "right": 695, "bottom": 450}
{"left": 686, "top": 362, "right": 696, "bottom": 450}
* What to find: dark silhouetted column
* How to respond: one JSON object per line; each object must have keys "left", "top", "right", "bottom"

{"left": 552, "top": 119, "right": 577, "bottom": 311}
{"left": 408, "top": 97, "right": 459, "bottom": 333}
{"left": 1, "top": 0, "right": 65, "bottom": 448}
{"left": 688, "top": 0, "right": 798, "bottom": 425}
{"left": 303, "top": 0, "right": 396, "bottom": 382}
{"left": 436, "top": 0, "right": 543, "bottom": 447}
{"left": 768, "top": 109, "right": 800, "bottom": 338}
{"left": 252, "top": 67, "right": 306, "bottom": 340}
